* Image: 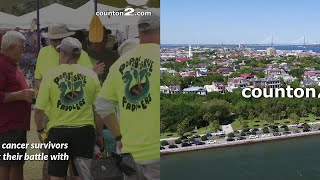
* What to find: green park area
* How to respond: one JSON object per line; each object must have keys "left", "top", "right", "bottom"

{"left": 161, "top": 90, "right": 320, "bottom": 140}
{"left": 231, "top": 114, "right": 320, "bottom": 130}
{"left": 24, "top": 111, "right": 43, "bottom": 180}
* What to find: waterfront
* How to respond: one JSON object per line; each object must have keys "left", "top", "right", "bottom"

{"left": 161, "top": 44, "right": 320, "bottom": 53}
{"left": 161, "top": 135, "right": 320, "bottom": 180}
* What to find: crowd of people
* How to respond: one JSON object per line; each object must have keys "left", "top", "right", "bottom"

{"left": 0, "top": 13, "right": 160, "bottom": 180}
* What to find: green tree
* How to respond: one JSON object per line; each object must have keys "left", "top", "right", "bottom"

{"left": 234, "top": 101, "right": 252, "bottom": 119}
{"left": 301, "top": 110, "right": 308, "bottom": 117}
{"left": 262, "top": 127, "right": 269, "bottom": 134}
{"left": 212, "top": 119, "right": 220, "bottom": 132}
{"left": 312, "top": 107, "right": 317, "bottom": 115}
{"left": 176, "top": 120, "right": 188, "bottom": 137}
{"left": 161, "top": 140, "right": 169, "bottom": 146}
{"left": 290, "top": 79, "right": 301, "bottom": 88}
{"left": 160, "top": 121, "right": 166, "bottom": 135}
{"left": 255, "top": 71, "right": 265, "bottom": 78}
{"left": 286, "top": 107, "right": 291, "bottom": 115}
{"left": 214, "top": 111, "right": 222, "bottom": 122}
{"left": 259, "top": 113, "right": 268, "bottom": 124}
{"left": 280, "top": 111, "right": 286, "bottom": 120}
{"left": 228, "top": 133, "right": 235, "bottom": 137}
{"left": 266, "top": 116, "right": 274, "bottom": 126}
{"left": 290, "top": 113, "right": 300, "bottom": 124}
{"left": 303, "top": 123, "right": 310, "bottom": 130}
{"left": 239, "top": 116, "right": 248, "bottom": 129}
{"left": 175, "top": 138, "right": 182, "bottom": 144}
{"left": 284, "top": 126, "right": 289, "bottom": 131}
{"left": 161, "top": 73, "right": 181, "bottom": 86}
{"left": 202, "top": 112, "right": 212, "bottom": 130}
{"left": 201, "top": 136, "right": 208, "bottom": 141}
{"left": 206, "top": 65, "right": 215, "bottom": 71}
{"left": 248, "top": 109, "right": 255, "bottom": 122}
{"left": 288, "top": 68, "right": 304, "bottom": 78}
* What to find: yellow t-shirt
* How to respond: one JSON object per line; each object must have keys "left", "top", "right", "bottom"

{"left": 35, "top": 45, "right": 93, "bottom": 80}
{"left": 35, "top": 64, "right": 101, "bottom": 130}
{"left": 98, "top": 44, "right": 160, "bottom": 162}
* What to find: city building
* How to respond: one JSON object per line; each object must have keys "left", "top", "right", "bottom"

{"left": 182, "top": 86, "right": 207, "bottom": 96}
{"left": 266, "top": 47, "right": 277, "bottom": 56}
{"left": 227, "top": 77, "right": 249, "bottom": 92}
{"left": 204, "top": 82, "right": 227, "bottom": 94}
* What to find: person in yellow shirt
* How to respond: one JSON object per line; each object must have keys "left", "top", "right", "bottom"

{"left": 100, "top": 38, "right": 140, "bottom": 157}
{"left": 95, "top": 14, "right": 160, "bottom": 180}
{"left": 34, "top": 37, "right": 103, "bottom": 180}
{"left": 35, "top": 24, "right": 105, "bottom": 90}
{"left": 34, "top": 24, "right": 104, "bottom": 180}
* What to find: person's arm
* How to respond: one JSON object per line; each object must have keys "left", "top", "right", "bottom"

{"left": 34, "top": 74, "right": 50, "bottom": 141}
{"left": 102, "top": 113, "right": 121, "bottom": 138}
{"left": 34, "top": 79, "right": 41, "bottom": 92}
{"left": 0, "top": 71, "right": 35, "bottom": 103}
{"left": 95, "top": 99, "right": 122, "bottom": 153}
{"left": 94, "top": 108, "right": 105, "bottom": 150}
{"left": 34, "top": 109, "right": 47, "bottom": 143}
{"left": 2, "top": 90, "right": 35, "bottom": 103}
{"left": 94, "top": 107, "right": 104, "bottom": 136}
{"left": 34, "top": 109, "right": 45, "bottom": 131}
{"left": 95, "top": 98, "right": 121, "bottom": 137}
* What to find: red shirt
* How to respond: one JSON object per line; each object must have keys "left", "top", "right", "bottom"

{"left": 0, "top": 53, "right": 31, "bottom": 133}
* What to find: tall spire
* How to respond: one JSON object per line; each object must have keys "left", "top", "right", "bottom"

{"left": 271, "top": 35, "right": 273, "bottom": 47}
{"left": 188, "top": 44, "right": 192, "bottom": 58}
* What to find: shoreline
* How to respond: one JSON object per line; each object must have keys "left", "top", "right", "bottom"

{"left": 160, "top": 130, "right": 320, "bottom": 156}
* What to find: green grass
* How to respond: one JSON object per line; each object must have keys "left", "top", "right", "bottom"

{"left": 24, "top": 111, "right": 42, "bottom": 180}
{"left": 231, "top": 114, "right": 320, "bottom": 130}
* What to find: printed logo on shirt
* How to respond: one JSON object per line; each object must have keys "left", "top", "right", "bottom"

{"left": 53, "top": 72, "right": 87, "bottom": 111}
{"left": 119, "top": 56, "right": 153, "bottom": 112}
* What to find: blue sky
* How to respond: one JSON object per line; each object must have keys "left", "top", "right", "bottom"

{"left": 161, "top": 0, "right": 320, "bottom": 44}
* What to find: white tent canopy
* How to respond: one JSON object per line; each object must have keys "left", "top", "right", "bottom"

{"left": 0, "top": 0, "right": 159, "bottom": 36}
{"left": 0, "top": 12, "right": 19, "bottom": 29}
{"left": 67, "top": 0, "right": 122, "bottom": 30}
{"left": 16, "top": 3, "right": 77, "bottom": 29}
{"left": 105, "top": 8, "right": 159, "bottom": 38}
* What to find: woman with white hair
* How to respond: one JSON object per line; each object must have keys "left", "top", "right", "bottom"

{"left": 0, "top": 31, "right": 35, "bottom": 180}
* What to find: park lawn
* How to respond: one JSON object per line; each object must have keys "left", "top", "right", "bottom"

{"left": 161, "top": 122, "right": 221, "bottom": 139}
{"left": 231, "top": 114, "right": 320, "bottom": 130}
{"left": 24, "top": 110, "right": 42, "bottom": 180}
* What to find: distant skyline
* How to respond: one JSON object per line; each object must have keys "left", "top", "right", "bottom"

{"left": 161, "top": 0, "right": 320, "bottom": 44}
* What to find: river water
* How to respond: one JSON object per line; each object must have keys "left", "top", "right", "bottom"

{"left": 161, "top": 135, "right": 320, "bottom": 180}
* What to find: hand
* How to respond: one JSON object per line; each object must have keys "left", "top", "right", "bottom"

{"left": 96, "top": 135, "right": 104, "bottom": 150}
{"left": 93, "top": 62, "right": 106, "bottom": 75}
{"left": 37, "top": 131, "right": 48, "bottom": 143}
{"left": 18, "top": 89, "right": 35, "bottom": 103}
{"left": 116, "top": 141, "right": 122, "bottom": 154}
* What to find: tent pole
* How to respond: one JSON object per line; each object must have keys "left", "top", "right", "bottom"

{"left": 94, "top": 0, "right": 97, "bottom": 12}
{"left": 37, "top": 0, "right": 40, "bottom": 54}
